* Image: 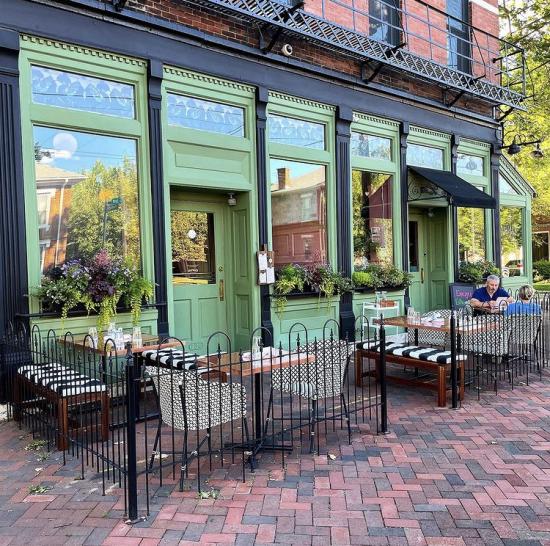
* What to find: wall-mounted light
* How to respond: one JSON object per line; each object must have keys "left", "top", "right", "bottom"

{"left": 227, "top": 193, "right": 237, "bottom": 206}
{"left": 427, "top": 207, "right": 434, "bottom": 218}
{"left": 500, "top": 136, "right": 543, "bottom": 157}
{"left": 531, "top": 142, "right": 545, "bottom": 159}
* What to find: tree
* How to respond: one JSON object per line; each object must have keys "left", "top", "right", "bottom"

{"left": 499, "top": 0, "right": 550, "bottom": 223}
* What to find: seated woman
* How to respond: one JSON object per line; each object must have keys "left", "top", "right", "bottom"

{"left": 505, "top": 285, "right": 542, "bottom": 315}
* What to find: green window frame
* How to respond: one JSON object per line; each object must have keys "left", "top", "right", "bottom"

{"left": 266, "top": 93, "right": 336, "bottom": 270}
{"left": 20, "top": 35, "right": 154, "bottom": 315}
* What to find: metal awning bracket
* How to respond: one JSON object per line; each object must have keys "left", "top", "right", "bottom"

{"left": 361, "top": 61, "right": 385, "bottom": 84}
{"left": 260, "top": 0, "right": 304, "bottom": 54}
{"left": 112, "top": 0, "right": 128, "bottom": 11}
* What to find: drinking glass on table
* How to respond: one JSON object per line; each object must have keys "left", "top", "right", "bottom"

{"left": 407, "top": 307, "right": 415, "bottom": 323}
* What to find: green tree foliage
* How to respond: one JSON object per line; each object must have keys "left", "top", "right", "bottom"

{"left": 171, "top": 211, "right": 210, "bottom": 263}
{"left": 65, "top": 158, "right": 140, "bottom": 266}
{"left": 500, "top": 0, "right": 550, "bottom": 222}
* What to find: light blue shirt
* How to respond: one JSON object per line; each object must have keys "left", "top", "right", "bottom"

{"left": 504, "top": 301, "right": 542, "bottom": 316}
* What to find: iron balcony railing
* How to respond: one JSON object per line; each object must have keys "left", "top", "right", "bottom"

{"left": 181, "top": 0, "right": 526, "bottom": 110}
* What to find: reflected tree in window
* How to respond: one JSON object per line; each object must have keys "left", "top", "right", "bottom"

{"left": 457, "top": 207, "right": 485, "bottom": 263}
{"left": 500, "top": 206, "right": 524, "bottom": 275}
{"left": 352, "top": 170, "right": 394, "bottom": 269}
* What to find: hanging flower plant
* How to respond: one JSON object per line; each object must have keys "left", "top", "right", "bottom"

{"left": 35, "top": 249, "right": 154, "bottom": 331}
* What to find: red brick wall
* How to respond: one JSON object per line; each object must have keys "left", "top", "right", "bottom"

{"left": 104, "top": 0, "right": 494, "bottom": 114}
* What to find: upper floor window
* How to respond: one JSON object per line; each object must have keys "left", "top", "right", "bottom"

{"left": 457, "top": 153, "right": 484, "bottom": 176}
{"left": 369, "top": 0, "right": 401, "bottom": 46}
{"left": 447, "top": 0, "right": 471, "bottom": 73}
{"left": 268, "top": 114, "right": 325, "bottom": 150}
{"left": 167, "top": 93, "right": 245, "bottom": 137}
{"left": 500, "top": 177, "right": 518, "bottom": 195}
{"left": 407, "top": 143, "right": 444, "bottom": 170}
{"left": 31, "top": 66, "right": 135, "bottom": 119}
{"left": 351, "top": 132, "right": 392, "bottom": 160}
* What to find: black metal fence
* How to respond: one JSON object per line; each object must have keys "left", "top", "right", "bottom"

{"left": 0, "top": 319, "right": 385, "bottom": 520}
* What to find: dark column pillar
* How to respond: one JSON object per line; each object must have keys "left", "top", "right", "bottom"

{"left": 256, "top": 87, "right": 274, "bottom": 343}
{"left": 148, "top": 60, "right": 169, "bottom": 336}
{"left": 335, "top": 106, "right": 354, "bottom": 340}
{"left": 0, "top": 29, "right": 28, "bottom": 335}
{"left": 399, "top": 122, "right": 410, "bottom": 307}
{"left": 451, "top": 135, "right": 460, "bottom": 281}
{"left": 490, "top": 145, "right": 502, "bottom": 269}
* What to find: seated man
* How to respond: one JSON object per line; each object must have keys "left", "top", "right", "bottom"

{"left": 470, "top": 274, "right": 513, "bottom": 313}
{"left": 505, "top": 285, "right": 542, "bottom": 315}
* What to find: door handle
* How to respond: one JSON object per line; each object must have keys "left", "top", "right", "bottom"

{"left": 219, "top": 279, "right": 225, "bottom": 301}
{"left": 420, "top": 268, "right": 425, "bottom": 284}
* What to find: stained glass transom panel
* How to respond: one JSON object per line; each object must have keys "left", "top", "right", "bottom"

{"left": 31, "top": 66, "right": 135, "bottom": 119}
{"left": 268, "top": 114, "right": 325, "bottom": 150}
{"left": 457, "top": 153, "right": 484, "bottom": 176}
{"left": 167, "top": 93, "right": 245, "bottom": 137}
{"left": 351, "top": 132, "right": 392, "bottom": 160}
{"left": 407, "top": 143, "right": 444, "bottom": 169}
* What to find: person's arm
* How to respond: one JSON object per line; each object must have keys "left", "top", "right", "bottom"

{"left": 470, "top": 298, "right": 490, "bottom": 310}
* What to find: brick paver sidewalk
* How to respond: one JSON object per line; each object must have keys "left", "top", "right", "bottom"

{"left": 1, "top": 379, "right": 549, "bottom": 545}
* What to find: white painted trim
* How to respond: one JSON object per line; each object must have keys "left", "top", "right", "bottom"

{"left": 470, "top": 0, "right": 498, "bottom": 15}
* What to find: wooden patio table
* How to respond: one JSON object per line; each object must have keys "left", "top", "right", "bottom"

{"left": 197, "top": 349, "right": 316, "bottom": 457}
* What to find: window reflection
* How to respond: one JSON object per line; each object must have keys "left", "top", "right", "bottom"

{"left": 268, "top": 114, "right": 325, "bottom": 150}
{"left": 33, "top": 126, "right": 140, "bottom": 274}
{"left": 171, "top": 211, "right": 216, "bottom": 284}
{"left": 407, "top": 143, "right": 444, "bottom": 169}
{"left": 166, "top": 93, "right": 245, "bottom": 137}
{"left": 351, "top": 132, "right": 392, "bottom": 160}
{"left": 31, "top": 66, "right": 135, "bottom": 119}
{"left": 369, "top": 0, "right": 400, "bottom": 46}
{"left": 270, "top": 159, "right": 327, "bottom": 266}
{"left": 501, "top": 206, "right": 524, "bottom": 277}
{"left": 352, "top": 170, "right": 394, "bottom": 268}
{"left": 458, "top": 207, "right": 485, "bottom": 263}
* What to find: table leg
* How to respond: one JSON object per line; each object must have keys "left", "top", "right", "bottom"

{"left": 450, "top": 316, "right": 458, "bottom": 409}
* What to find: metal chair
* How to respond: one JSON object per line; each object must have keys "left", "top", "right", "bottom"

{"left": 145, "top": 365, "right": 249, "bottom": 491}
{"left": 268, "top": 339, "right": 354, "bottom": 453}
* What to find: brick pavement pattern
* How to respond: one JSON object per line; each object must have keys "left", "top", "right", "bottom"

{"left": 1, "top": 380, "right": 550, "bottom": 545}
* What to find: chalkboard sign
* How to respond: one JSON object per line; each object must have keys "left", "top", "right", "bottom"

{"left": 449, "top": 283, "right": 475, "bottom": 310}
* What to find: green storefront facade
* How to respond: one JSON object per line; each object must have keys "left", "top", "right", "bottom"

{"left": 0, "top": 0, "right": 534, "bottom": 352}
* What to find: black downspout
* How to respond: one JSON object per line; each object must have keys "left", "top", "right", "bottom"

{"left": 336, "top": 106, "right": 354, "bottom": 340}
{"left": 399, "top": 122, "right": 410, "bottom": 308}
{"left": 0, "top": 29, "right": 28, "bottom": 336}
{"left": 491, "top": 144, "right": 502, "bottom": 270}
{"left": 147, "top": 59, "right": 169, "bottom": 336}
{"left": 256, "top": 87, "right": 274, "bottom": 344}
{"left": 451, "top": 135, "right": 460, "bottom": 281}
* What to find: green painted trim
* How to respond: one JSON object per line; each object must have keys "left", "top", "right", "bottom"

{"left": 19, "top": 35, "right": 155, "bottom": 330}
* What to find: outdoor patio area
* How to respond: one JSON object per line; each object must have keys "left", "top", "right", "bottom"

{"left": 1, "top": 375, "right": 549, "bottom": 546}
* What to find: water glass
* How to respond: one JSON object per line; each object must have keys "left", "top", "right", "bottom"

{"left": 132, "top": 326, "right": 143, "bottom": 348}
{"left": 407, "top": 306, "right": 415, "bottom": 323}
{"left": 88, "top": 327, "right": 98, "bottom": 348}
{"left": 251, "top": 335, "right": 262, "bottom": 360}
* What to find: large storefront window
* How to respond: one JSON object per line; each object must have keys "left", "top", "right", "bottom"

{"left": 352, "top": 170, "right": 394, "bottom": 268}
{"left": 33, "top": 126, "right": 140, "bottom": 274}
{"left": 501, "top": 206, "right": 524, "bottom": 277}
{"left": 270, "top": 159, "right": 327, "bottom": 266}
{"left": 457, "top": 207, "right": 485, "bottom": 263}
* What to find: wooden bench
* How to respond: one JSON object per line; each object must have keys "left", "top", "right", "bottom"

{"left": 13, "top": 363, "right": 110, "bottom": 450}
{"left": 355, "top": 342, "right": 465, "bottom": 407}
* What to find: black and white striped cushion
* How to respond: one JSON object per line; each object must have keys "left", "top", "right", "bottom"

{"left": 372, "top": 342, "right": 466, "bottom": 364}
{"left": 142, "top": 349, "right": 198, "bottom": 370}
{"left": 18, "top": 363, "right": 106, "bottom": 396}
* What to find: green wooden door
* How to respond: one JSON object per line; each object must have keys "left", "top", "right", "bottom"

{"left": 426, "top": 208, "right": 449, "bottom": 310}
{"left": 408, "top": 212, "right": 428, "bottom": 313}
{"left": 170, "top": 200, "right": 228, "bottom": 354}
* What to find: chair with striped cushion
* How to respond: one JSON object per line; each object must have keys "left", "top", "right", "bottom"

{"left": 269, "top": 339, "right": 354, "bottom": 452}
{"left": 144, "top": 365, "right": 249, "bottom": 491}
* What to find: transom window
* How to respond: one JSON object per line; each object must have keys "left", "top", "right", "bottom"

{"left": 457, "top": 153, "right": 484, "bottom": 176}
{"left": 268, "top": 114, "right": 325, "bottom": 150}
{"left": 166, "top": 93, "right": 245, "bottom": 137}
{"left": 500, "top": 177, "right": 519, "bottom": 195}
{"left": 351, "top": 132, "right": 392, "bottom": 160}
{"left": 31, "top": 65, "right": 135, "bottom": 119}
{"left": 407, "top": 143, "right": 444, "bottom": 169}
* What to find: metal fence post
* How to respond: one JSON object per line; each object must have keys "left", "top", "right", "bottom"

{"left": 450, "top": 313, "right": 458, "bottom": 409}
{"left": 125, "top": 345, "right": 139, "bottom": 521}
{"left": 379, "top": 321, "right": 388, "bottom": 434}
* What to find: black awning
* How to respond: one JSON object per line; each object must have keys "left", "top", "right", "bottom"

{"left": 408, "top": 166, "right": 496, "bottom": 209}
